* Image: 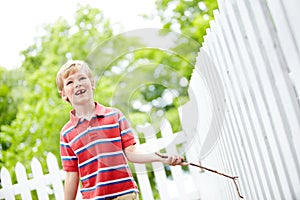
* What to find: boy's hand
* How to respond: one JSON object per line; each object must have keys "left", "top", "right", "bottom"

{"left": 163, "top": 155, "right": 185, "bottom": 166}
{"left": 155, "top": 152, "right": 188, "bottom": 166}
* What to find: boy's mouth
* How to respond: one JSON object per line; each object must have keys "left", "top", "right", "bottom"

{"left": 75, "top": 89, "right": 86, "bottom": 95}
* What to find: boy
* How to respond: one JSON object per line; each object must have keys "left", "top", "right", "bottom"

{"left": 56, "top": 60, "right": 184, "bottom": 200}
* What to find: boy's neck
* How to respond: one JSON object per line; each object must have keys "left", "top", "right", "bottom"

{"left": 74, "top": 101, "right": 95, "bottom": 120}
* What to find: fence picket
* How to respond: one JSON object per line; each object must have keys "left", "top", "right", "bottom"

{"left": 46, "top": 153, "right": 64, "bottom": 199}
{"left": 132, "top": 142, "right": 154, "bottom": 200}
{"left": 265, "top": 0, "right": 300, "bottom": 96}
{"left": 141, "top": 124, "right": 170, "bottom": 200}
{"left": 133, "top": 163, "right": 154, "bottom": 200}
{"left": 135, "top": 124, "right": 160, "bottom": 200}
{"left": 15, "top": 162, "right": 32, "bottom": 199}
{"left": 160, "top": 119, "right": 187, "bottom": 200}
{"left": 0, "top": 167, "right": 15, "bottom": 200}
{"left": 31, "top": 157, "right": 50, "bottom": 200}
{"left": 151, "top": 162, "right": 169, "bottom": 200}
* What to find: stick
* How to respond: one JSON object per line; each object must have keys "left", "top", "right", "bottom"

{"left": 189, "top": 162, "right": 244, "bottom": 199}
{"left": 155, "top": 152, "right": 244, "bottom": 199}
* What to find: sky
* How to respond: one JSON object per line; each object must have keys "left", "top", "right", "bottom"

{"left": 0, "top": 0, "right": 161, "bottom": 70}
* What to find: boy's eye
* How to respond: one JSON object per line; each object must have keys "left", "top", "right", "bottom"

{"left": 66, "top": 81, "right": 73, "bottom": 85}
{"left": 79, "top": 77, "right": 86, "bottom": 80}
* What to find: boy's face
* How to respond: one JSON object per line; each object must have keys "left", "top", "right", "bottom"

{"left": 60, "top": 67, "right": 95, "bottom": 106}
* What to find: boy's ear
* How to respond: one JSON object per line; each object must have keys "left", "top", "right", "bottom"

{"left": 59, "top": 90, "right": 69, "bottom": 101}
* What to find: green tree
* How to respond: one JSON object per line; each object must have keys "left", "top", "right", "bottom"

{"left": 0, "top": 4, "right": 114, "bottom": 181}
{"left": 0, "top": 67, "right": 24, "bottom": 129}
{"left": 119, "top": 0, "right": 219, "bottom": 135}
{"left": 85, "top": 29, "right": 200, "bottom": 134}
{"left": 0, "top": 67, "right": 25, "bottom": 159}
{"left": 155, "top": 0, "right": 218, "bottom": 44}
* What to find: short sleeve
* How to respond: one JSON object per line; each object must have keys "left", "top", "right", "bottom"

{"left": 60, "top": 133, "right": 78, "bottom": 172}
{"left": 117, "top": 110, "right": 136, "bottom": 149}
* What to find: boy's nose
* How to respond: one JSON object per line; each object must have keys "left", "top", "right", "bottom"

{"left": 74, "top": 80, "right": 81, "bottom": 87}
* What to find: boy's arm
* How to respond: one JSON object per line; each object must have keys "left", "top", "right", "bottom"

{"left": 64, "top": 171, "right": 79, "bottom": 200}
{"left": 124, "top": 145, "right": 185, "bottom": 166}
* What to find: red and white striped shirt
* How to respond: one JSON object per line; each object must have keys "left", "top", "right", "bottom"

{"left": 60, "top": 102, "right": 138, "bottom": 199}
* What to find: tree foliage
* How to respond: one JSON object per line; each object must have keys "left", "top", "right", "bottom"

{"left": 0, "top": 4, "right": 114, "bottom": 178}
{"left": 155, "top": 0, "right": 218, "bottom": 44}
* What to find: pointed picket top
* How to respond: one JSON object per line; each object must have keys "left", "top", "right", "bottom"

{"left": 136, "top": 123, "right": 161, "bottom": 152}
{"left": 0, "top": 167, "right": 15, "bottom": 199}
{"left": 31, "top": 157, "right": 44, "bottom": 177}
{"left": 160, "top": 118, "right": 173, "bottom": 137}
{"left": 31, "top": 157, "right": 49, "bottom": 200}
{"left": 160, "top": 118, "right": 180, "bottom": 147}
{"left": 15, "top": 162, "right": 32, "bottom": 199}
{"left": 0, "top": 167, "right": 12, "bottom": 185}
{"left": 46, "top": 152, "right": 64, "bottom": 199}
{"left": 46, "top": 152, "right": 60, "bottom": 172}
{"left": 15, "top": 162, "right": 28, "bottom": 181}
{"left": 136, "top": 123, "right": 156, "bottom": 138}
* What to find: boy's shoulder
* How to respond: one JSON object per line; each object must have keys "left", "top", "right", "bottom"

{"left": 60, "top": 119, "right": 73, "bottom": 135}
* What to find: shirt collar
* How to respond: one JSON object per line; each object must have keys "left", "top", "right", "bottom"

{"left": 70, "top": 102, "right": 106, "bottom": 127}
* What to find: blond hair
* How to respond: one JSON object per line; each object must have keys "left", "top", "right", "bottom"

{"left": 56, "top": 60, "right": 94, "bottom": 92}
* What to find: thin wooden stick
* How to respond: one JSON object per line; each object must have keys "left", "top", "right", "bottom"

{"left": 189, "top": 162, "right": 244, "bottom": 199}
{"left": 155, "top": 152, "right": 244, "bottom": 199}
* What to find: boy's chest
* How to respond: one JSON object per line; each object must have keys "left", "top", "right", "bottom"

{"left": 69, "top": 116, "right": 122, "bottom": 151}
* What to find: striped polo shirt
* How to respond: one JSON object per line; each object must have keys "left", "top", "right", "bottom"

{"left": 60, "top": 102, "right": 138, "bottom": 199}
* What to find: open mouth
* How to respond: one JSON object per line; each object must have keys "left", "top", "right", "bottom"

{"left": 75, "top": 89, "right": 86, "bottom": 95}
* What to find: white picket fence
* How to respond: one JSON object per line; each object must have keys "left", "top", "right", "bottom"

{"left": 184, "top": 0, "right": 300, "bottom": 199}
{"left": 0, "top": 153, "right": 69, "bottom": 200}
{"left": 0, "top": 118, "right": 201, "bottom": 200}
{"left": 132, "top": 119, "right": 200, "bottom": 200}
